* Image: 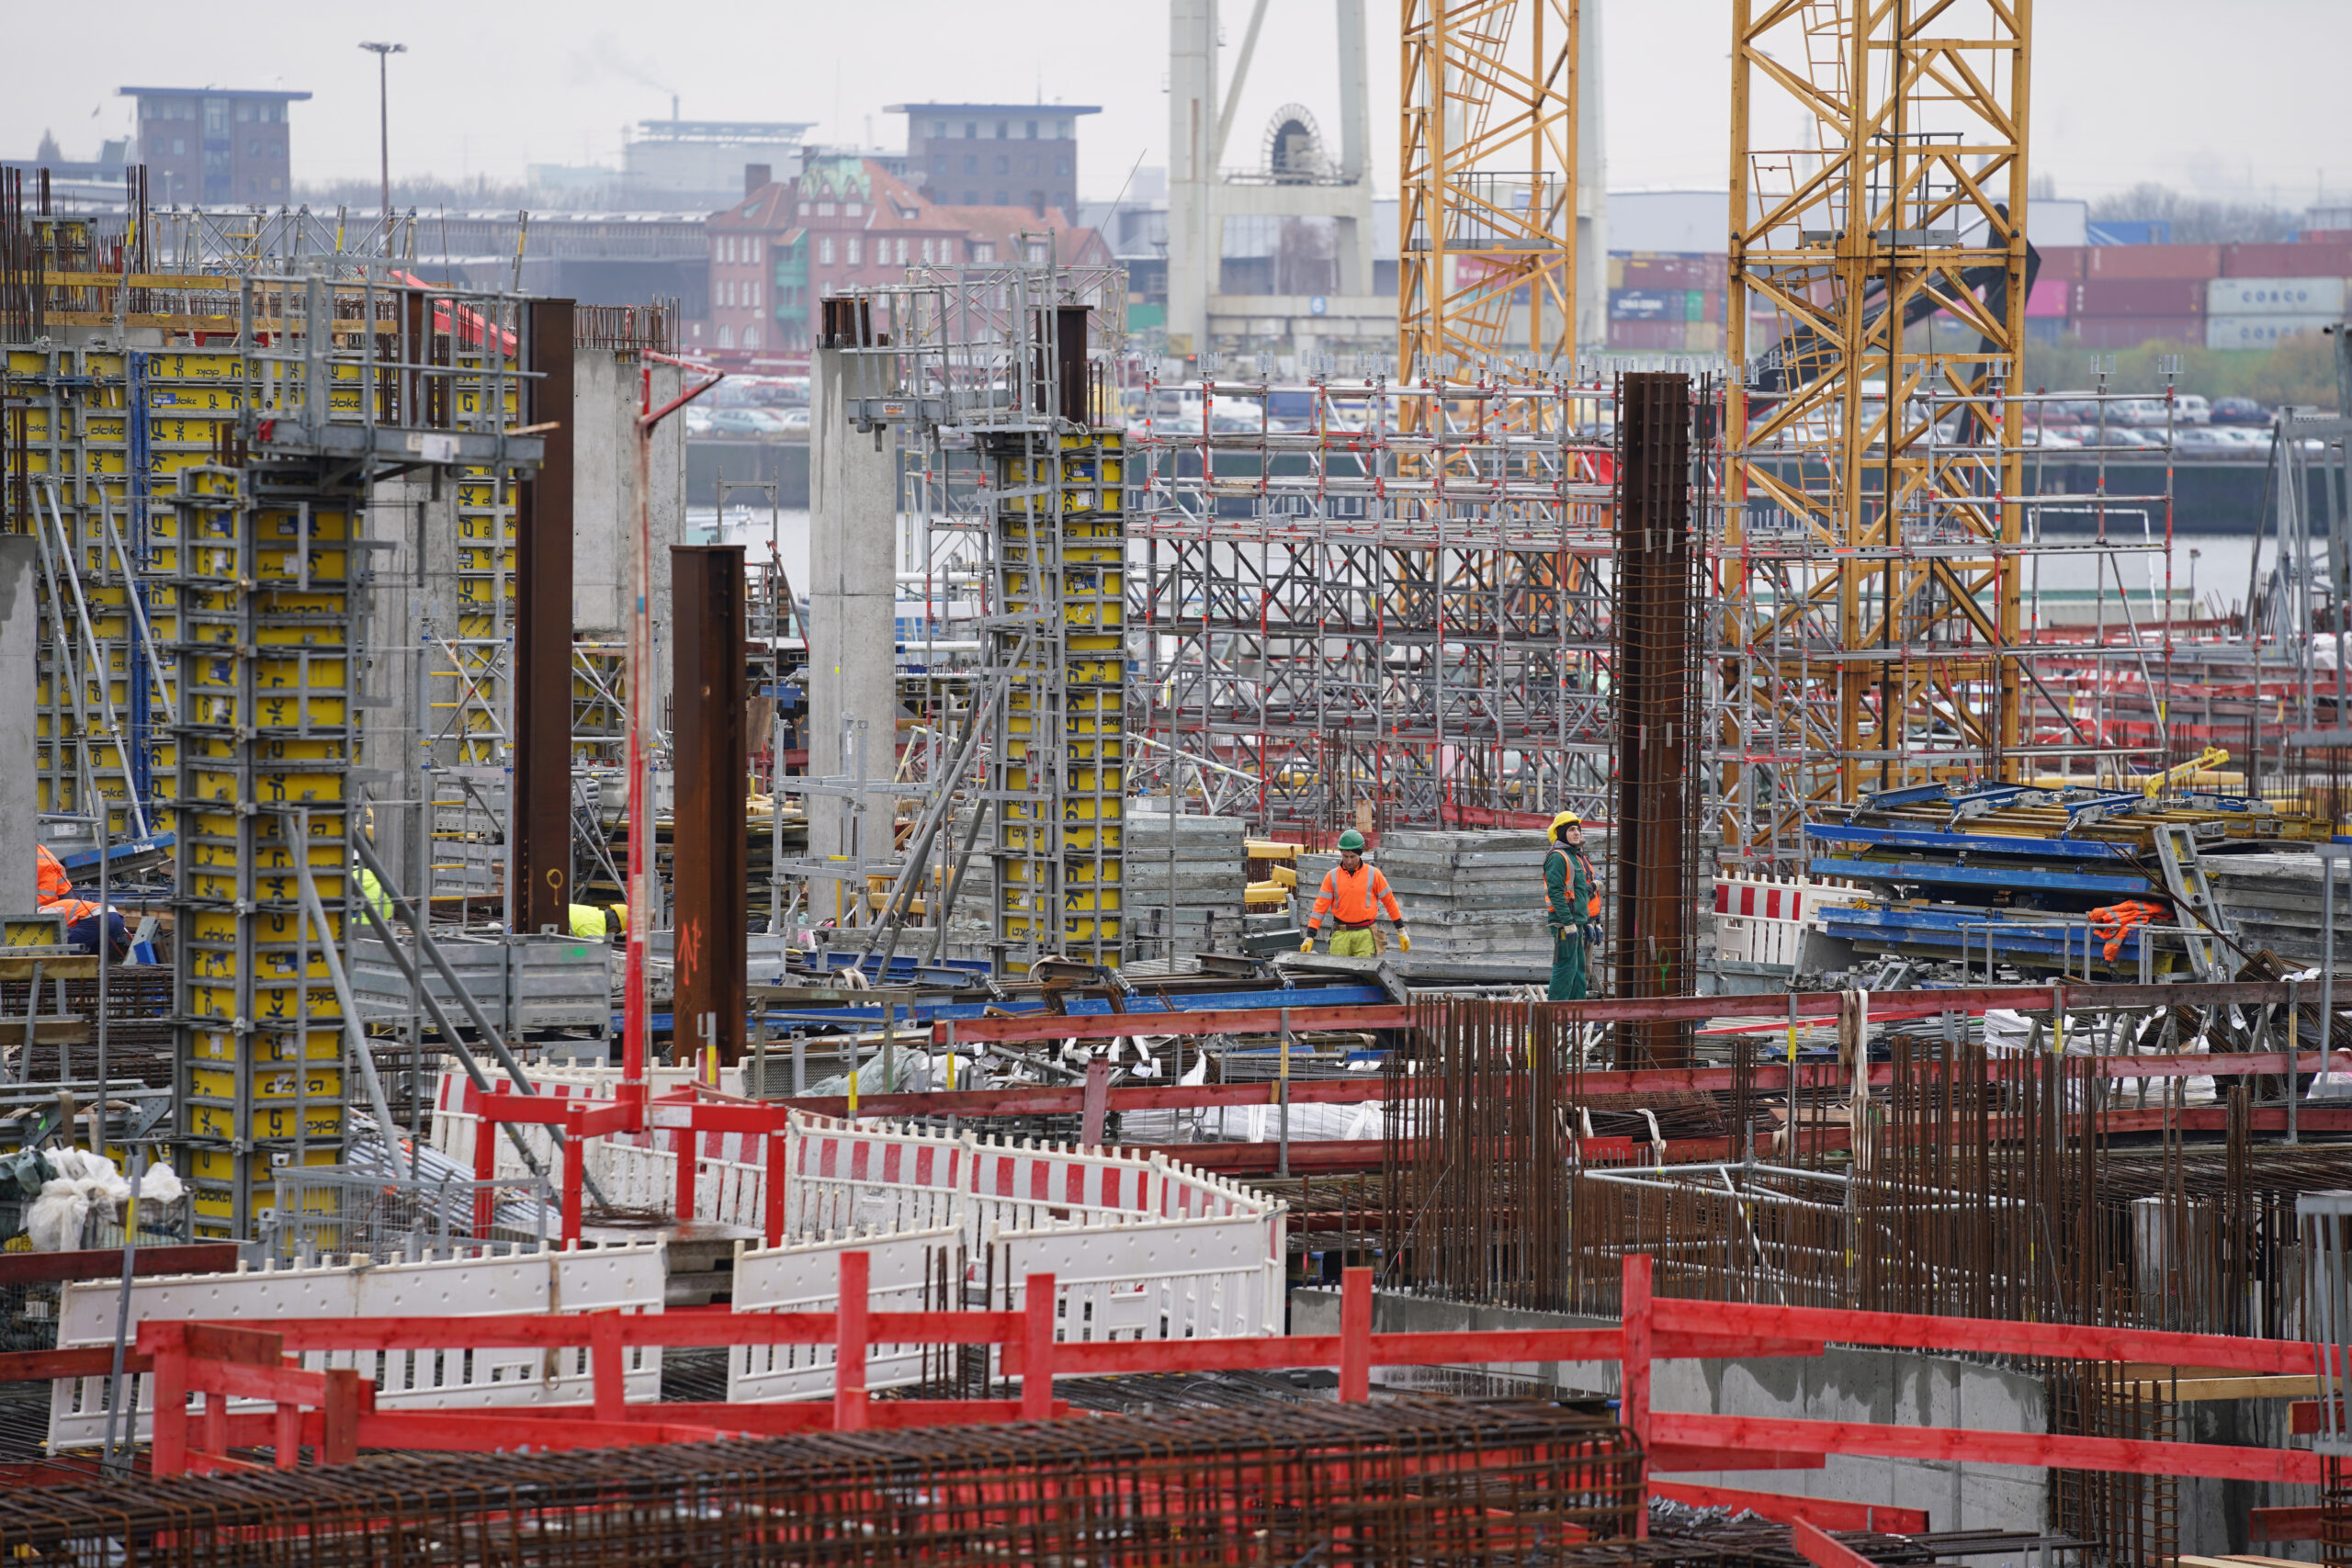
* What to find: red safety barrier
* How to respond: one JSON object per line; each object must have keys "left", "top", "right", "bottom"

{"left": 134, "top": 1248, "right": 2324, "bottom": 1519}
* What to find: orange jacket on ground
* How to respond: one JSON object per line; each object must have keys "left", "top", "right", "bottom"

{"left": 1309, "top": 863, "right": 1404, "bottom": 930}
{"left": 2087, "top": 899, "right": 2168, "bottom": 962}
{"left": 36, "top": 846, "right": 70, "bottom": 906}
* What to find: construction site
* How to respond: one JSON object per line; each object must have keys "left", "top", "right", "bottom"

{"left": 3, "top": 3, "right": 2352, "bottom": 1565}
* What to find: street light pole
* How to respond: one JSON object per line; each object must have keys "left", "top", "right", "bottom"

{"left": 358, "top": 41, "right": 406, "bottom": 253}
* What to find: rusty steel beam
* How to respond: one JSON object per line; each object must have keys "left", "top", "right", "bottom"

{"left": 514, "top": 298, "right": 576, "bottom": 935}
{"left": 672, "top": 545, "right": 749, "bottom": 1065}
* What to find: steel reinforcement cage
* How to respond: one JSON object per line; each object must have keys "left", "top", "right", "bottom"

{"left": 0, "top": 1402, "right": 1649, "bottom": 1568}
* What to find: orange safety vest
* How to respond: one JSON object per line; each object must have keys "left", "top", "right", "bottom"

{"left": 35, "top": 845, "right": 70, "bottom": 906}
{"left": 1549, "top": 845, "right": 1602, "bottom": 920}
{"left": 1311, "top": 862, "right": 1403, "bottom": 930}
{"left": 2087, "top": 899, "right": 2167, "bottom": 962}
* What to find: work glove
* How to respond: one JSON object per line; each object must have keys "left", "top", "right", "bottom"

{"left": 1299, "top": 935, "right": 1315, "bottom": 952}
{"left": 1397, "top": 931, "right": 1411, "bottom": 953}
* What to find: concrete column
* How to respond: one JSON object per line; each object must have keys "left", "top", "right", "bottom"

{"left": 807, "top": 344, "right": 899, "bottom": 925}
{"left": 1575, "top": 0, "right": 1609, "bottom": 353}
{"left": 0, "top": 538, "right": 35, "bottom": 909}
{"left": 1335, "top": 0, "right": 1379, "bottom": 299}
{"left": 1166, "top": 0, "right": 1219, "bottom": 356}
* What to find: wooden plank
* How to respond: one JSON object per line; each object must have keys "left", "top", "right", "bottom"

{"left": 2250, "top": 1507, "right": 2323, "bottom": 1542}
{"left": 0, "top": 1244, "right": 239, "bottom": 1289}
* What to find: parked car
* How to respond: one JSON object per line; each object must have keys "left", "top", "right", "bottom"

{"left": 775, "top": 408, "right": 811, "bottom": 434}
{"left": 2018, "top": 427, "right": 2081, "bottom": 448}
{"left": 2110, "top": 399, "right": 2171, "bottom": 427}
{"left": 2172, "top": 394, "right": 2212, "bottom": 426}
{"left": 2168, "top": 426, "right": 2242, "bottom": 456}
{"left": 684, "top": 407, "right": 715, "bottom": 436}
{"left": 708, "top": 408, "right": 786, "bottom": 436}
{"left": 2210, "top": 397, "right": 2270, "bottom": 426}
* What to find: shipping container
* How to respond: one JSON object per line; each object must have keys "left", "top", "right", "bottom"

{"left": 2222, "top": 241, "right": 2352, "bottom": 278}
{"left": 2083, "top": 243, "right": 2222, "bottom": 281}
{"left": 2033, "top": 245, "right": 2088, "bottom": 283}
{"left": 1608, "top": 319, "right": 1690, "bottom": 350}
{"left": 2025, "top": 277, "right": 2070, "bottom": 318}
{"left": 1684, "top": 321, "right": 1723, "bottom": 353}
{"left": 2070, "top": 315, "right": 2202, "bottom": 349}
{"left": 2071, "top": 278, "right": 2205, "bottom": 317}
{"left": 1700, "top": 289, "right": 1724, "bottom": 323}
{"left": 1607, "top": 256, "right": 1626, "bottom": 290}
{"left": 2207, "top": 276, "right": 2346, "bottom": 315}
{"left": 2205, "top": 313, "right": 2338, "bottom": 351}
{"left": 1620, "top": 252, "right": 1728, "bottom": 289}
{"left": 1611, "top": 288, "right": 1683, "bottom": 321}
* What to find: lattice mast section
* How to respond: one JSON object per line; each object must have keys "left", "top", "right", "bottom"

{"left": 1723, "top": 0, "right": 2033, "bottom": 852}
{"left": 1399, "top": 0, "right": 1579, "bottom": 377}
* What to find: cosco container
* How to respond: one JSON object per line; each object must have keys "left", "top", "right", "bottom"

{"left": 2205, "top": 313, "right": 2338, "bottom": 350}
{"left": 2207, "top": 276, "right": 2346, "bottom": 315}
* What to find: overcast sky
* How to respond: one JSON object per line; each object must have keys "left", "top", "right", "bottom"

{"left": 10, "top": 1, "right": 2349, "bottom": 211}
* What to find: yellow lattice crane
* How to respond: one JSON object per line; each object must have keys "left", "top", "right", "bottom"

{"left": 1722, "top": 0, "right": 2035, "bottom": 850}
{"left": 1398, "top": 0, "right": 1580, "bottom": 378}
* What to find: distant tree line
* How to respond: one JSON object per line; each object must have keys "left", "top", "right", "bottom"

{"left": 2086, "top": 183, "right": 2304, "bottom": 244}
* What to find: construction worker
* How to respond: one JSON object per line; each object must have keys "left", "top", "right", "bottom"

{"left": 1544, "top": 811, "right": 1601, "bottom": 1002}
{"left": 570, "top": 903, "right": 627, "bottom": 941}
{"left": 34, "top": 843, "right": 129, "bottom": 958}
{"left": 353, "top": 807, "right": 394, "bottom": 925}
{"left": 1302, "top": 829, "right": 1409, "bottom": 957}
{"left": 35, "top": 845, "right": 70, "bottom": 906}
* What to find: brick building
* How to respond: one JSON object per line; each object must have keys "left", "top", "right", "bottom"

{"left": 890, "top": 102, "right": 1098, "bottom": 215}
{"left": 120, "top": 86, "right": 310, "bottom": 206}
{"left": 699, "top": 157, "right": 1109, "bottom": 362}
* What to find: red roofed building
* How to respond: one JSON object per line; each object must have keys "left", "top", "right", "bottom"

{"left": 695, "top": 157, "right": 1110, "bottom": 367}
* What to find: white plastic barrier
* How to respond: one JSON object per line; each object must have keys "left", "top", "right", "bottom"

{"left": 725, "top": 1223, "right": 961, "bottom": 1402}
{"left": 424, "top": 1096, "right": 1288, "bottom": 1328}
{"left": 784, "top": 1115, "right": 1285, "bottom": 1340}
{"left": 1713, "top": 873, "right": 1867, "bottom": 967}
{"left": 1001, "top": 1213, "right": 1281, "bottom": 1342}
{"left": 428, "top": 1066, "right": 745, "bottom": 1171}
{"left": 49, "top": 1243, "right": 665, "bottom": 1449}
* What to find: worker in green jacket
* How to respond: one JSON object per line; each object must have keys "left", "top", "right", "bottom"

{"left": 1544, "top": 811, "right": 1600, "bottom": 1002}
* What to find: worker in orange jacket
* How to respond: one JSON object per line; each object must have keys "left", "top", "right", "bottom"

{"left": 34, "top": 843, "right": 130, "bottom": 958}
{"left": 1301, "top": 829, "right": 1409, "bottom": 958}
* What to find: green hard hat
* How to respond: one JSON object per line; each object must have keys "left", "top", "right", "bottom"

{"left": 1337, "top": 829, "right": 1366, "bottom": 852}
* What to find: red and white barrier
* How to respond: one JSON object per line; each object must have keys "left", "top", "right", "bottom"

{"left": 50, "top": 1242, "right": 665, "bottom": 1448}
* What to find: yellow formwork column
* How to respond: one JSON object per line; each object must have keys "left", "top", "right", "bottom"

{"left": 172, "top": 462, "right": 361, "bottom": 1236}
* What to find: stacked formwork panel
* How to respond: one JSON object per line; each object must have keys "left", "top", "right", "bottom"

{"left": 989, "top": 428, "right": 1125, "bottom": 965}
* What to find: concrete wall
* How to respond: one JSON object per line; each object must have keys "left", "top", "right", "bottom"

{"left": 0, "top": 538, "right": 35, "bottom": 909}
{"left": 1293, "top": 1289, "right": 2047, "bottom": 1534}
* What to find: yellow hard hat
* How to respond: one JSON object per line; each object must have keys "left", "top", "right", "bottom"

{"left": 1550, "top": 810, "right": 1581, "bottom": 838}
{"left": 608, "top": 903, "right": 628, "bottom": 933}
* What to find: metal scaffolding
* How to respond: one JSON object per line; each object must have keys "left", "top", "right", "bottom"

{"left": 798, "top": 256, "right": 1129, "bottom": 973}
{"left": 1128, "top": 365, "right": 1621, "bottom": 834}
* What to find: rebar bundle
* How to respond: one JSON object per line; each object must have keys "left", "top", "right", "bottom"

{"left": 0, "top": 1403, "right": 1648, "bottom": 1567}
{"left": 1382, "top": 1000, "right": 2351, "bottom": 1331}
{"left": 1610, "top": 373, "right": 1704, "bottom": 1066}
